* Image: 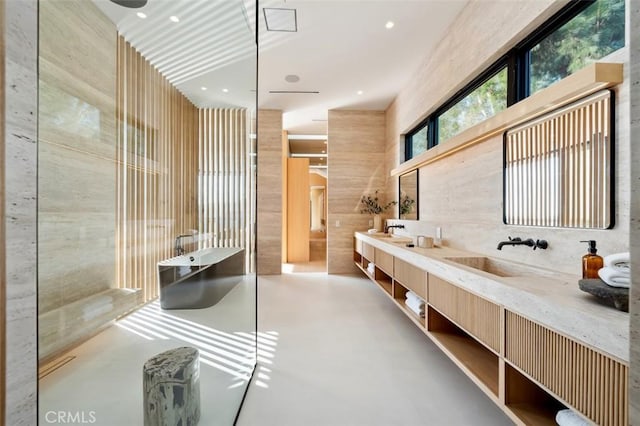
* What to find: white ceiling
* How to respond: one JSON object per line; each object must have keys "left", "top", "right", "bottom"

{"left": 93, "top": 0, "right": 467, "bottom": 134}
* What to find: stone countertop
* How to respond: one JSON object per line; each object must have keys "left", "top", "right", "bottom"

{"left": 355, "top": 232, "right": 629, "bottom": 363}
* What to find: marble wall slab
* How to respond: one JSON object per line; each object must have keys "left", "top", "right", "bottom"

{"left": 385, "top": 2, "right": 631, "bottom": 276}
{"left": 327, "top": 110, "right": 387, "bottom": 274}
{"left": 628, "top": 0, "right": 639, "bottom": 421}
{"left": 257, "top": 109, "right": 282, "bottom": 275}
{"left": 3, "top": 0, "right": 38, "bottom": 423}
{"left": 38, "top": 0, "right": 117, "bottom": 315}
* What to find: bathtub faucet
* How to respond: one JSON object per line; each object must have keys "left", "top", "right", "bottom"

{"left": 175, "top": 234, "right": 193, "bottom": 256}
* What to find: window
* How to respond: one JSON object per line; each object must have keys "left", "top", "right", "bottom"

{"left": 404, "top": 0, "right": 625, "bottom": 162}
{"left": 438, "top": 67, "right": 508, "bottom": 143}
{"left": 405, "top": 121, "right": 429, "bottom": 159}
{"left": 529, "top": 0, "right": 625, "bottom": 94}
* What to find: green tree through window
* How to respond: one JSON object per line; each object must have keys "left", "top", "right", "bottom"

{"left": 438, "top": 67, "right": 508, "bottom": 143}
{"left": 530, "top": 0, "right": 625, "bottom": 93}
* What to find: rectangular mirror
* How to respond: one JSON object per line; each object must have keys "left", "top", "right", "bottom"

{"left": 399, "top": 170, "right": 419, "bottom": 220}
{"left": 503, "top": 90, "right": 614, "bottom": 229}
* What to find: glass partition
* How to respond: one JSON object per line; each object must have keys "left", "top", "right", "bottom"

{"left": 37, "top": 0, "right": 257, "bottom": 424}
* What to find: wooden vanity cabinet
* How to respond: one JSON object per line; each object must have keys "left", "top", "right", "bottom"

{"left": 393, "top": 258, "right": 426, "bottom": 299}
{"left": 353, "top": 236, "right": 628, "bottom": 425}
{"left": 428, "top": 275, "right": 501, "bottom": 354}
{"left": 362, "top": 242, "right": 375, "bottom": 264}
{"left": 505, "top": 311, "right": 628, "bottom": 426}
{"left": 374, "top": 248, "right": 393, "bottom": 275}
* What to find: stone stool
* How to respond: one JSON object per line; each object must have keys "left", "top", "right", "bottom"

{"left": 143, "top": 347, "right": 200, "bottom": 426}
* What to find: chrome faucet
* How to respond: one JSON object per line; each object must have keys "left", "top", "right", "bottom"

{"left": 385, "top": 224, "right": 405, "bottom": 234}
{"left": 497, "top": 236, "right": 548, "bottom": 250}
{"left": 174, "top": 234, "right": 193, "bottom": 256}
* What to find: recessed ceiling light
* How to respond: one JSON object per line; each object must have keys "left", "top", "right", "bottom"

{"left": 357, "top": 90, "right": 363, "bottom": 95}
{"left": 385, "top": 21, "right": 394, "bottom": 29}
{"left": 170, "top": 15, "right": 180, "bottom": 23}
{"left": 201, "top": 87, "right": 207, "bottom": 91}
{"left": 323, "top": 141, "right": 327, "bottom": 145}
{"left": 222, "top": 88, "right": 229, "bottom": 93}
{"left": 137, "top": 12, "right": 147, "bottom": 19}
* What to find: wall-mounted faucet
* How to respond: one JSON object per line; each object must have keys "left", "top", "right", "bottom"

{"left": 497, "top": 236, "right": 548, "bottom": 251}
{"left": 385, "top": 224, "right": 405, "bottom": 234}
{"left": 175, "top": 234, "right": 194, "bottom": 256}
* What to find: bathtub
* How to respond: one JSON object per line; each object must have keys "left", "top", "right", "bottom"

{"left": 158, "top": 247, "right": 245, "bottom": 309}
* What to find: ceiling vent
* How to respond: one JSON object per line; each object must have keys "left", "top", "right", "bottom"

{"left": 263, "top": 8, "right": 297, "bottom": 32}
{"left": 269, "top": 90, "right": 318, "bottom": 94}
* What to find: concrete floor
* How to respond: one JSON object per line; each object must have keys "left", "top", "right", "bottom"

{"left": 39, "top": 277, "right": 257, "bottom": 426}
{"left": 238, "top": 273, "right": 512, "bottom": 426}
{"left": 39, "top": 271, "right": 512, "bottom": 426}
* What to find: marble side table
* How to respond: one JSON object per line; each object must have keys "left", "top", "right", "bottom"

{"left": 143, "top": 347, "right": 200, "bottom": 426}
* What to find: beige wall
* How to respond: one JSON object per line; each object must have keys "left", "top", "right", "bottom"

{"left": 385, "top": 0, "right": 630, "bottom": 276}
{"left": 628, "top": 1, "right": 639, "bottom": 421}
{"left": 328, "top": 110, "right": 387, "bottom": 274}
{"left": 257, "top": 109, "right": 283, "bottom": 275}
{"left": 38, "top": 0, "right": 116, "bottom": 314}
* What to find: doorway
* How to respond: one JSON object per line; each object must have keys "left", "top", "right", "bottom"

{"left": 283, "top": 134, "right": 328, "bottom": 273}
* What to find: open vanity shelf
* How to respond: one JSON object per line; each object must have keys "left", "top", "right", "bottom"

{"left": 354, "top": 234, "right": 628, "bottom": 426}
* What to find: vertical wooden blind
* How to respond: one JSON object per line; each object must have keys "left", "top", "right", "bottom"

{"left": 116, "top": 36, "right": 199, "bottom": 302}
{"left": 117, "top": 37, "right": 256, "bottom": 303}
{"left": 504, "top": 90, "right": 612, "bottom": 228}
{"left": 198, "top": 108, "right": 256, "bottom": 272}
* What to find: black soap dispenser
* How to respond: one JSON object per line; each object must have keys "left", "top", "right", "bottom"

{"left": 580, "top": 240, "right": 603, "bottom": 279}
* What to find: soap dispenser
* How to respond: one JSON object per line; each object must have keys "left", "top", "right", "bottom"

{"left": 580, "top": 240, "right": 603, "bottom": 279}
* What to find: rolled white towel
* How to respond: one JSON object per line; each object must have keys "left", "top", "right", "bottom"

{"left": 604, "top": 252, "right": 630, "bottom": 273}
{"left": 406, "top": 290, "right": 424, "bottom": 305}
{"left": 367, "top": 263, "right": 375, "bottom": 274}
{"left": 598, "top": 267, "right": 630, "bottom": 288}
{"left": 405, "top": 297, "right": 425, "bottom": 315}
{"left": 404, "top": 299, "right": 425, "bottom": 317}
{"left": 555, "top": 409, "right": 589, "bottom": 426}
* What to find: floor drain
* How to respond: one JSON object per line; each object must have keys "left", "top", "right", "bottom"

{"left": 39, "top": 355, "right": 76, "bottom": 379}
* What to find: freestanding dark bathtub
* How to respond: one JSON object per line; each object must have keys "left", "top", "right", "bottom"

{"left": 157, "top": 247, "right": 245, "bottom": 309}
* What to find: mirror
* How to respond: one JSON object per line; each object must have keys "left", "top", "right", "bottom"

{"left": 399, "top": 170, "right": 419, "bottom": 220}
{"left": 504, "top": 90, "right": 613, "bottom": 229}
{"left": 310, "top": 186, "right": 326, "bottom": 232}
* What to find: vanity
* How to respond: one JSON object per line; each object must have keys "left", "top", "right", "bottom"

{"left": 354, "top": 231, "right": 628, "bottom": 426}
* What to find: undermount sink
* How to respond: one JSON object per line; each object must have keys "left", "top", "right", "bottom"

{"left": 368, "top": 233, "right": 412, "bottom": 243}
{"left": 444, "top": 256, "right": 542, "bottom": 278}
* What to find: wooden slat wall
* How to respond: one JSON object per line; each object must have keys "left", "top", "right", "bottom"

{"left": 428, "top": 275, "right": 501, "bottom": 353}
{"left": 198, "top": 108, "right": 255, "bottom": 272}
{"left": 116, "top": 36, "right": 199, "bottom": 302}
{"left": 505, "top": 90, "right": 611, "bottom": 228}
{"left": 505, "top": 311, "right": 628, "bottom": 426}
